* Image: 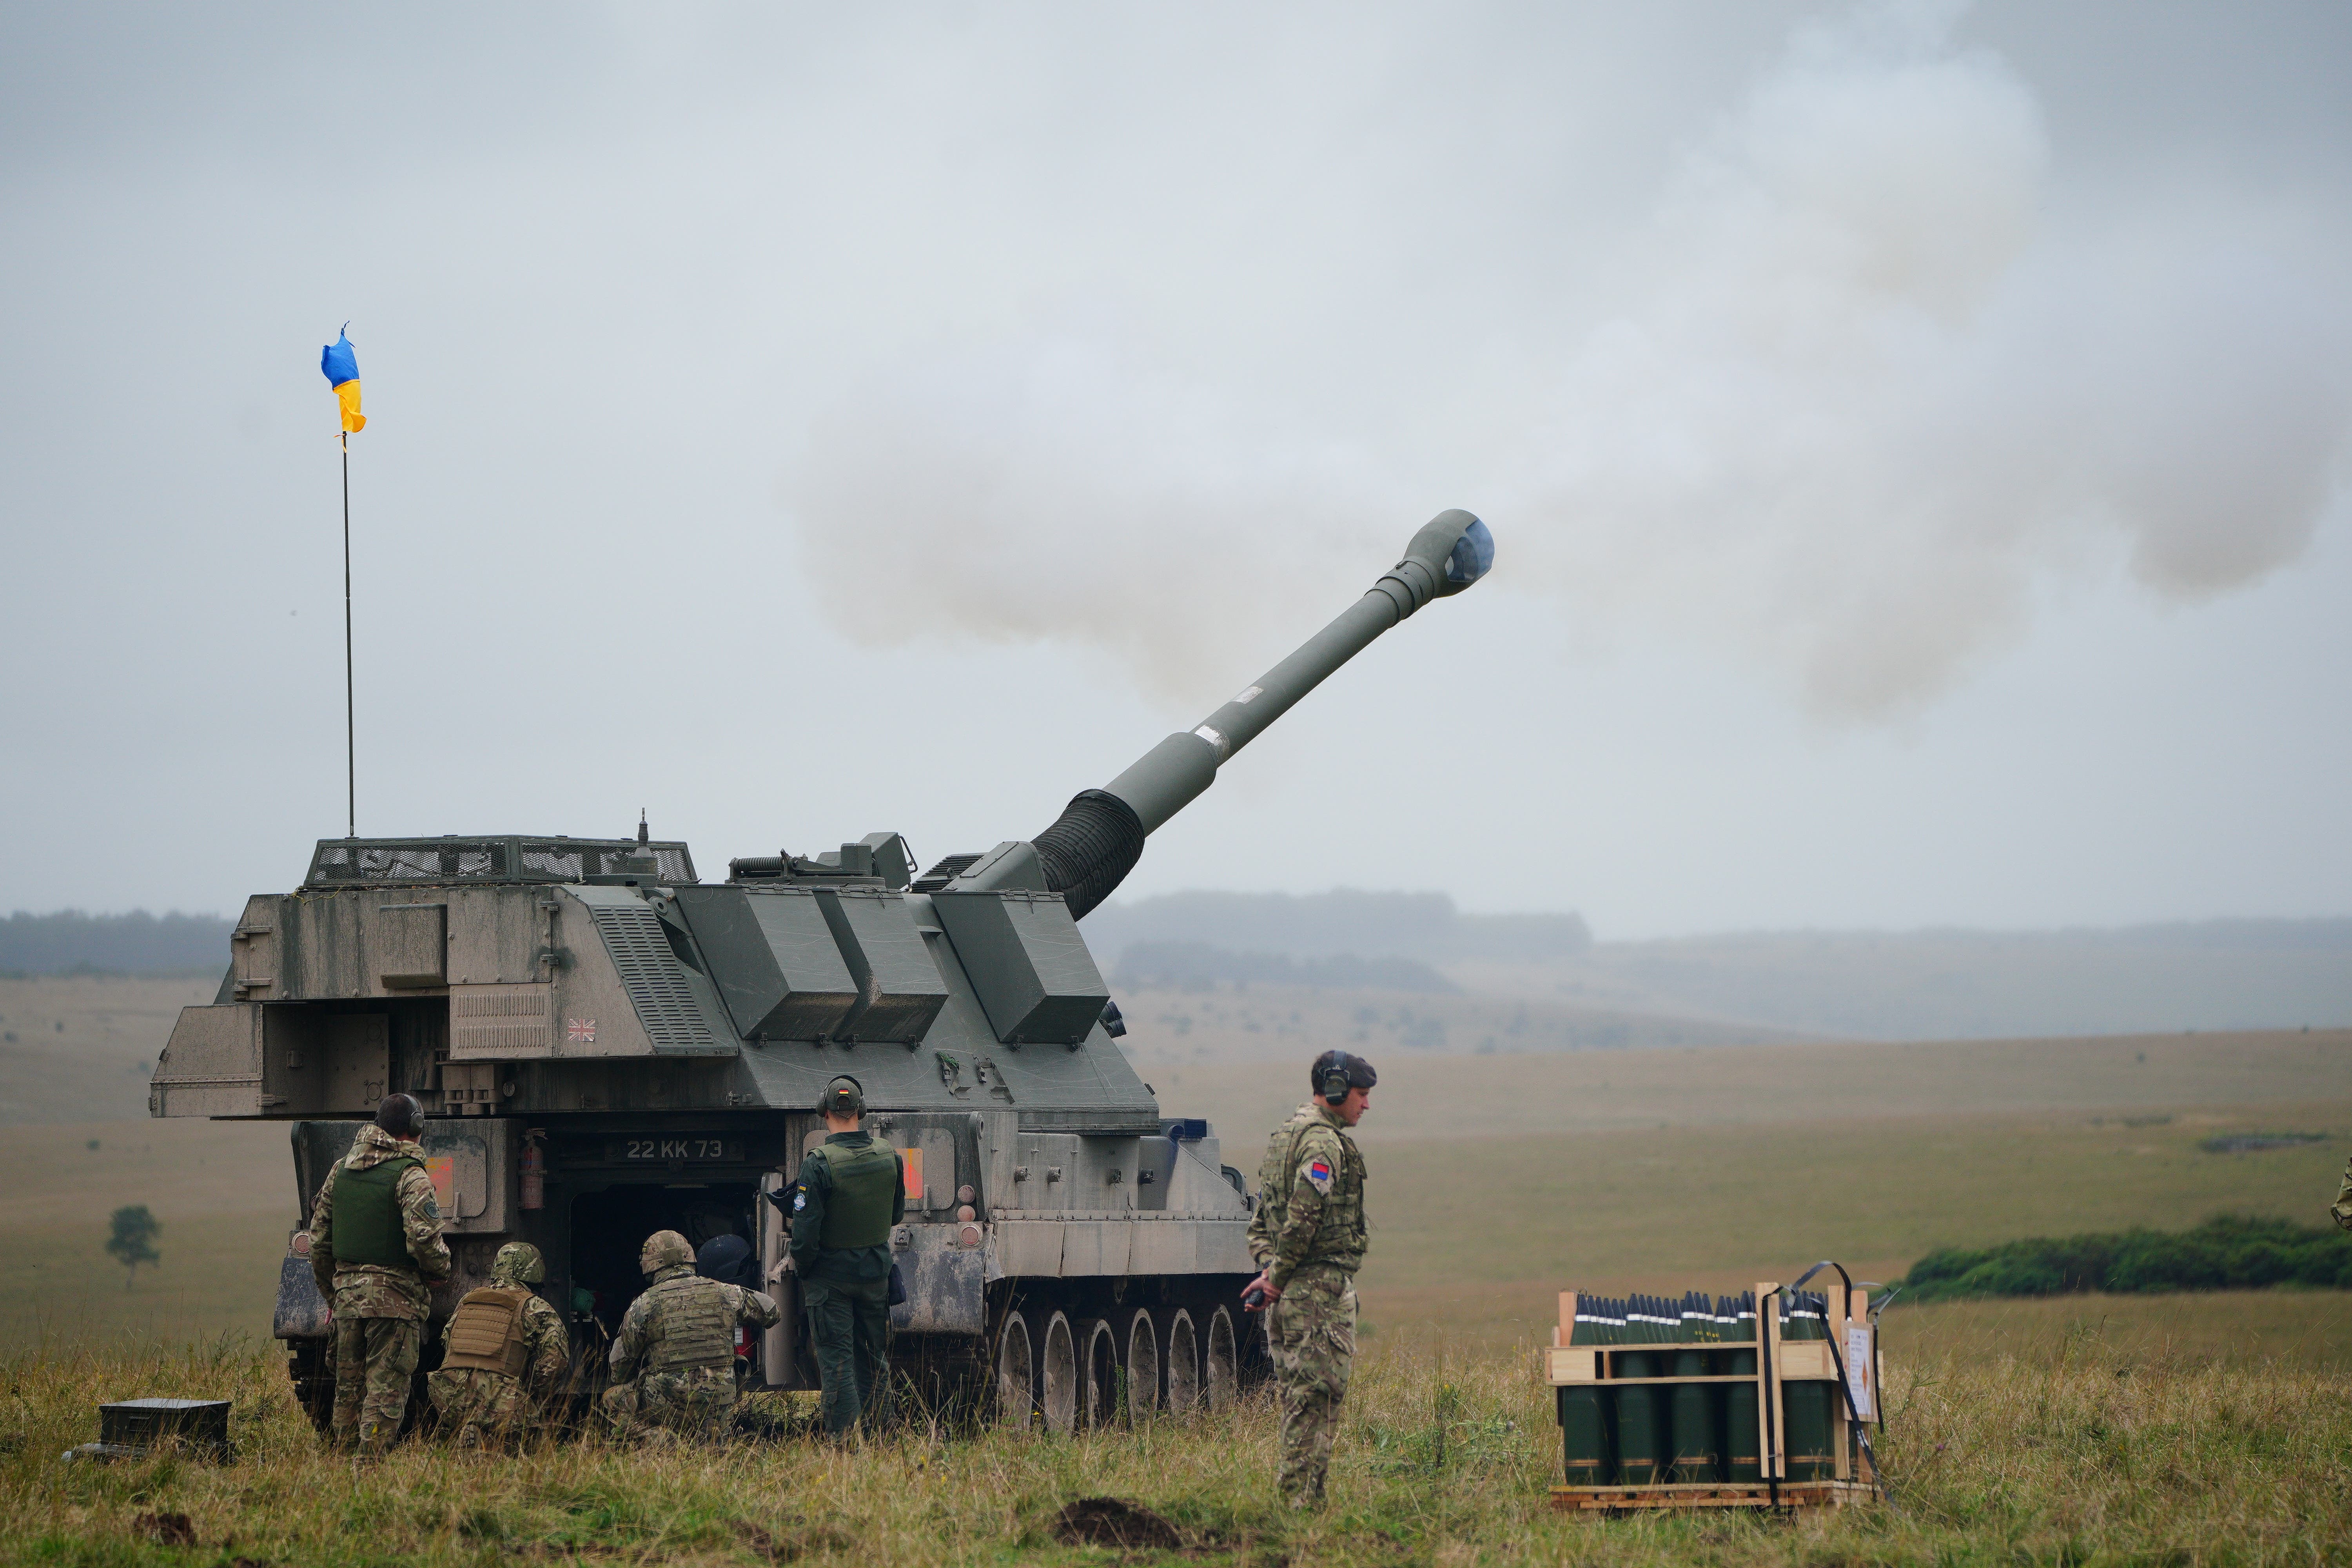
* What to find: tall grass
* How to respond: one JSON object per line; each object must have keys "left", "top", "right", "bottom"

{"left": 5, "top": 1312, "right": 2348, "bottom": 1566}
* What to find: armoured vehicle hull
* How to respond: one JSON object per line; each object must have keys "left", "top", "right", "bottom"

{"left": 151, "top": 510, "right": 1494, "bottom": 1430}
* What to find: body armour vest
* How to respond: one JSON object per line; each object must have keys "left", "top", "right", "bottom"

{"left": 641, "top": 1274, "right": 738, "bottom": 1374}
{"left": 329, "top": 1155, "right": 421, "bottom": 1270}
{"left": 806, "top": 1140, "right": 899, "bottom": 1249}
{"left": 442, "top": 1286, "right": 533, "bottom": 1377}
{"left": 1255, "top": 1111, "right": 1368, "bottom": 1271}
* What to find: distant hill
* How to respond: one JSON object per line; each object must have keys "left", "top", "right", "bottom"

{"left": 1091, "top": 893, "right": 2352, "bottom": 1041}
{"left": 1114, "top": 940, "right": 1459, "bottom": 995}
{"left": 1556, "top": 919, "right": 2352, "bottom": 1041}
{"left": 0, "top": 911, "right": 232, "bottom": 976}
{"left": 1085, "top": 889, "right": 1592, "bottom": 966}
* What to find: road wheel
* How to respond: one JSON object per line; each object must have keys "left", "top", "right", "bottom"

{"left": 1040, "top": 1311, "right": 1079, "bottom": 1434}
{"left": 1205, "top": 1304, "right": 1240, "bottom": 1409}
{"left": 1123, "top": 1308, "right": 1161, "bottom": 1422}
{"left": 1162, "top": 1308, "right": 1200, "bottom": 1414}
{"left": 1078, "top": 1317, "right": 1122, "bottom": 1429}
{"left": 993, "top": 1309, "right": 1036, "bottom": 1430}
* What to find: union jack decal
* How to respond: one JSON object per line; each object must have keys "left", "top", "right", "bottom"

{"left": 566, "top": 1017, "right": 597, "bottom": 1044}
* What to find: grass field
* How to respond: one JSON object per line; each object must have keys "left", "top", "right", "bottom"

{"left": 5, "top": 979, "right": 2352, "bottom": 1561}
{"left": 0, "top": 974, "right": 214, "bottom": 1126}
{"left": 4, "top": 995, "right": 2348, "bottom": 1349}
{"left": 3, "top": 1118, "right": 291, "bottom": 1347}
{"left": 5, "top": 1299, "right": 2349, "bottom": 1565}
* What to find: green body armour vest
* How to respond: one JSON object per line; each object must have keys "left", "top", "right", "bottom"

{"left": 640, "top": 1274, "right": 738, "bottom": 1374}
{"left": 329, "top": 1155, "right": 421, "bottom": 1270}
{"left": 806, "top": 1140, "right": 900, "bottom": 1249}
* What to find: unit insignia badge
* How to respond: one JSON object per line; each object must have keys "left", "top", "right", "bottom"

{"left": 1305, "top": 1156, "right": 1334, "bottom": 1193}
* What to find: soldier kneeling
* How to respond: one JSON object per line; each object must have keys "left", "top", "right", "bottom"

{"left": 427, "top": 1241, "right": 570, "bottom": 1448}
{"left": 601, "top": 1229, "right": 779, "bottom": 1441}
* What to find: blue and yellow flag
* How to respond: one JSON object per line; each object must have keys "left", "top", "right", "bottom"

{"left": 320, "top": 326, "right": 365, "bottom": 433}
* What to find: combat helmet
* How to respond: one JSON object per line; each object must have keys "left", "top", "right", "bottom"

{"left": 490, "top": 1241, "right": 546, "bottom": 1285}
{"left": 639, "top": 1229, "right": 695, "bottom": 1276}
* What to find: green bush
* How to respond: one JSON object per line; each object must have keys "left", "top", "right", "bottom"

{"left": 1899, "top": 1215, "right": 2352, "bottom": 1301}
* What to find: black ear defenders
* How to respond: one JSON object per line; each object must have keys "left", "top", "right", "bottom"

{"left": 1315, "top": 1050, "right": 1356, "bottom": 1105}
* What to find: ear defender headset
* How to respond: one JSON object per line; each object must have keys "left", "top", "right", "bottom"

{"left": 1315, "top": 1051, "right": 1358, "bottom": 1106}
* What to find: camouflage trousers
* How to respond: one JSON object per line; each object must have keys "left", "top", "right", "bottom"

{"left": 427, "top": 1367, "right": 539, "bottom": 1448}
{"left": 331, "top": 1315, "right": 423, "bottom": 1453}
{"left": 802, "top": 1276, "right": 891, "bottom": 1436}
{"left": 1268, "top": 1265, "right": 1357, "bottom": 1506}
{"left": 600, "top": 1366, "right": 737, "bottom": 1441}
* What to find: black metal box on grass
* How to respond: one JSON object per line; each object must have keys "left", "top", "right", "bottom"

{"left": 63, "top": 1399, "right": 233, "bottom": 1463}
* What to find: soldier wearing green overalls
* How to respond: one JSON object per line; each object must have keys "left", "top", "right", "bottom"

{"left": 787, "top": 1075, "right": 905, "bottom": 1436}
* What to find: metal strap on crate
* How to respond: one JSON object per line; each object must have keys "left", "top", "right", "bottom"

{"left": 1787, "top": 1260, "right": 1892, "bottom": 1511}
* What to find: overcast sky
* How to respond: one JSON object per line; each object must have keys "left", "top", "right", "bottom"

{"left": 2, "top": 1, "right": 2347, "bottom": 939}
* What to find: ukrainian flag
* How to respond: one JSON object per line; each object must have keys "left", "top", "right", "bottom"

{"left": 320, "top": 326, "right": 366, "bottom": 433}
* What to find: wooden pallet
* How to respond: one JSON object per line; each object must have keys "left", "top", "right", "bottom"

{"left": 1551, "top": 1479, "right": 1873, "bottom": 1515}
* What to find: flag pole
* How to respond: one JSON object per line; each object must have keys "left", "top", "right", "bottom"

{"left": 341, "top": 429, "right": 355, "bottom": 840}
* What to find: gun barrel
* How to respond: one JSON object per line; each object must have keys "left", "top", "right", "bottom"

{"left": 1005, "top": 509, "right": 1492, "bottom": 917}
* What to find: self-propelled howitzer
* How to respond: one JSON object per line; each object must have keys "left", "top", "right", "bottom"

{"left": 150, "top": 509, "right": 1493, "bottom": 1432}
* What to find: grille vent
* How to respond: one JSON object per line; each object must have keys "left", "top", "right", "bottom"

{"left": 521, "top": 843, "right": 697, "bottom": 883}
{"left": 311, "top": 841, "right": 507, "bottom": 883}
{"left": 450, "top": 983, "right": 554, "bottom": 1058}
{"left": 589, "top": 905, "right": 717, "bottom": 1053}
{"left": 911, "top": 853, "right": 984, "bottom": 893}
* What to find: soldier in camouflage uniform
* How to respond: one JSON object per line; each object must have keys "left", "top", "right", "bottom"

{"left": 2332, "top": 1151, "right": 2352, "bottom": 1230}
{"left": 426, "top": 1241, "right": 570, "bottom": 1448}
{"left": 781, "top": 1074, "right": 906, "bottom": 1437}
{"left": 1244, "top": 1050, "right": 1374, "bottom": 1508}
{"left": 307, "top": 1093, "right": 451, "bottom": 1455}
{"left": 601, "top": 1229, "right": 780, "bottom": 1441}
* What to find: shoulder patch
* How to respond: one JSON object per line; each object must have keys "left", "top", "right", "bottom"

{"left": 791, "top": 1189, "right": 808, "bottom": 1212}
{"left": 1303, "top": 1156, "right": 1335, "bottom": 1194}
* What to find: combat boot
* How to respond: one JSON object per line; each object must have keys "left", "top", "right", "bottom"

{"left": 357, "top": 1419, "right": 397, "bottom": 1459}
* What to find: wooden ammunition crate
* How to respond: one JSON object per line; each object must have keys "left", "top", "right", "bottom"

{"left": 1543, "top": 1280, "right": 1879, "bottom": 1515}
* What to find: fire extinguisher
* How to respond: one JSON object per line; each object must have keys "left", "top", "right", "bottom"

{"left": 521, "top": 1131, "right": 545, "bottom": 1210}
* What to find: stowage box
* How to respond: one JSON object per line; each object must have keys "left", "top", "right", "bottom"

{"left": 673, "top": 886, "right": 859, "bottom": 1040}
{"left": 929, "top": 890, "right": 1110, "bottom": 1046}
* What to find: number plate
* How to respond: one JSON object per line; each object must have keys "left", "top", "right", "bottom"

{"left": 606, "top": 1137, "right": 744, "bottom": 1163}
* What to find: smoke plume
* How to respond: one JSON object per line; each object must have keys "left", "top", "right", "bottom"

{"left": 788, "top": 1, "right": 2351, "bottom": 718}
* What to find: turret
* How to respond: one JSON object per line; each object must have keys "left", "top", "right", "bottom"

{"left": 937, "top": 508, "right": 1494, "bottom": 916}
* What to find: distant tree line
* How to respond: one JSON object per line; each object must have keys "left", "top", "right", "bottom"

{"left": 1115, "top": 940, "right": 1460, "bottom": 994}
{"left": 0, "top": 911, "right": 232, "bottom": 975}
{"left": 1898, "top": 1215, "right": 2352, "bottom": 1299}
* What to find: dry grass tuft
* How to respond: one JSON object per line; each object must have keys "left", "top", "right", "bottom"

{"left": 4, "top": 1310, "right": 2349, "bottom": 1565}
